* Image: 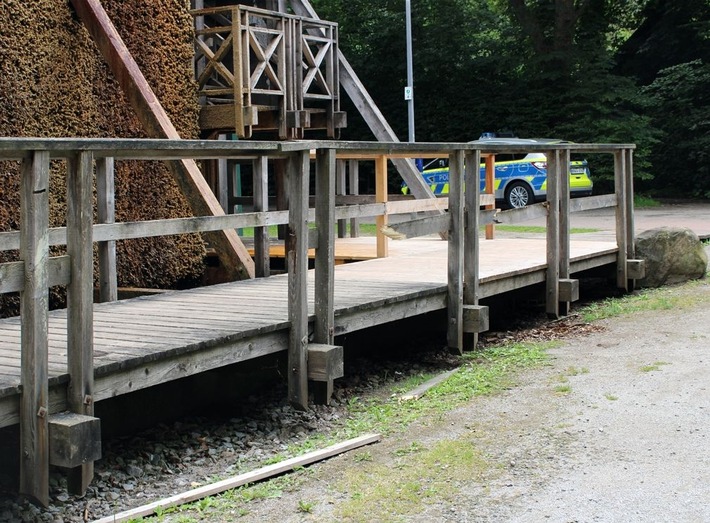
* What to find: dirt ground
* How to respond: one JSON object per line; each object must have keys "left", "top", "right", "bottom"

{"left": 241, "top": 275, "right": 710, "bottom": 522}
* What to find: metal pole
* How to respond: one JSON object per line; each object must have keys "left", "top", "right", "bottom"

{"left": 405, "top": 0, "right": 415, "bottom": 142}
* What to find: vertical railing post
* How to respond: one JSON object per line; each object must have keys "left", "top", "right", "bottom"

{"left": 313, "top": 148, "right": 337, "bottom": 403}
{"left": 336, "top": 159, "right": 347, "bottom": 238}
{"left": 558, "top": 149, "right": 571, "bottom": 316}
{"left": 287, "top": 149, "right": 310, "bottom": 410}
{"left": 253, "top": 155, "right": 270, "bottom": 277}
{"left": 447, "top": 150, "right": 465, "bottom": 354}
{"left": 375, "top": 155, "right": 388, "bottom": 258}
{"left": 463, "top": 149, "right": 483, "bottom": 350}
{"left": 484, "top": 154, "right": 495, "bottom": 240}
{"left": 96, "top": 157, "right": 117, "bottom": 302}
{"left": 546, "top": 149, "right": 561, "bottom": 318}
{"left": 614, "top": 149, "right": 629, "bottom": 291}
{"left": 314, "top": 148, "right": 336, "bottom": 345}
{"left": 66, "top": 151, "right": 96, "bottom": 494}
{"left": 624, "top": 149, "right": 636, "bottom": 291}
{"left": 348, "top": 160, "right": 360, "bottom": 237}
{"left": 19, "top": 150, "right": 50, "bottom": 507}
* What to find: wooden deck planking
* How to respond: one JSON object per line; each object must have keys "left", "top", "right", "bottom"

{"left": 0, "top": 237, "right": 617, "bottom": 428}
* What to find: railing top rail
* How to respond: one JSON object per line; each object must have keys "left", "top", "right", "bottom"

{"left": 284, "top": 140, "right": 637, "bottom": 155}
{"left": 190, "top": 4, "right": 338, "bottom": 28}
{"left": 0, "top": 138, "right": 283, "bottom": 160}
{"left": 0, "top": 138, "right": 636, "bottom": 161}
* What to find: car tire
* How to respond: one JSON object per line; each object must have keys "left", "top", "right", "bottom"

{"left": 505, "top": 181, "right": 533, "bottom": 208}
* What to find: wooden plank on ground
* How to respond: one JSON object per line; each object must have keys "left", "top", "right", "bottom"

{"left": 92, "top": 434, "right": 381, "bottom": 523}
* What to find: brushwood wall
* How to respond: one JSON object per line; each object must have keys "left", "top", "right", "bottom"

{"left": 0, "top": 0, "right": 206, "bottom": 316}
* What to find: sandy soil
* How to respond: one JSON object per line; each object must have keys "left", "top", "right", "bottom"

{"left": 243, "top": 278, "right": 710, "bottom": 523}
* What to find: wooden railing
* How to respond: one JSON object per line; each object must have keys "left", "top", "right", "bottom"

{"left": 0, "top": 137, "right": 638, "bottom": 504}
{"left": 192, "top": 5, "right": 344, "bottom": 138}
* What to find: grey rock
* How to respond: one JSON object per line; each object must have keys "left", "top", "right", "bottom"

{"left": 635, "top": 227, "right": 708, "bottom": 287}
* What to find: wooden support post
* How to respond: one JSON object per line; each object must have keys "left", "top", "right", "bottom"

{"left": 462, "top": 305, "right": 489, "bottom": 334}
{"left": 614, "top": 150, "right": 629, "bottom": 291}
{"left": 626, "top": 259, "right": 646, "bottom": 280}
{"left": 253, "top": 156, "right": 270, "bottom": 278}
{"left": 48, "top": 413, "right": 101, "bottom": 469}
{"left": 558, "top": 279, "right": 580, "bottom": 303}
{"left": 313, "top": 149, "right": 337, "bottom": 404}
{"left": 558, "top": 149, "right": 571, "bottom": 316}
{"left": 66, "top": 151, "right": 96, "bottom": 495}
{"left": 375, "top": 155, "right": 388, "bottom": 258}
{"left": 19, "top": 150, "right": 51, "bottom": 507}
{"left": 96, "top": 157, "right": 117, "bottom": 302}
{"left": 348, "top": 160, "right": 360, "bottom": 237}
{"left": 484, "top": 154, "right": 495, "bottom": 240}
{"left": 336, "top": 160, "right": 347, "bottom": 238}
{"left": 625, "top": 149, "right": 636, "bottom": 292}
{"left": 447, "top": 150, "right": 465, "bottom": 354}
{"left": 275, "top": 159, "right": 289, "bottom": 240}
{"left": 545, "top": 150, "right": 561, "bottom": 319}
{"left": 287, "top": 150, "right": 310, "bottom": 410}
{"left": 464, "top": 150, "right": 484, "bottom": 350}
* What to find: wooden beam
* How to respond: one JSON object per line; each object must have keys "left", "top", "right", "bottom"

{"left": 96, "top": 157, "right": 117, "bottom": 302}
{"left": 253, "top": 156, "right": 270, "bottom": 277}
{"left": 545, "top": 150, "right": 560, "bottom": 319}
{"left": 559, "top": 149, "right": 571, "bottom": 316}
{"left": 65, "top": 151, "right": 96, "bottom": 495}
{"left": 314, "top": 149, "right": 336, "bottom": 345}
{"left": 48, "top": 413, "right": 101, "bottom": 468}
{"left": 348, "top": 160, "right": 360, "bottom": 237}
{"left": 447, "top": 150, "right": 465, "bottom": 353}
{"left": 19, "top": 150, "right": 50, "bottom": 507}
{"left": 69, "top": 0, "right": 254, "bottom": 280}
{"left": 464, "top": 150, "right": 483, "bottom": 349}
{"left": 614, "top": 149, "right": 629, "bottom": 291}
{"left": 287, "top": 151, "right": 310, "bottom": 410}
{"left": 375, "top": 156, "right": 389, "bottom": 258}
{"left": 92, "top": 434, "right": 381, "bottom": 523}
{"left": 484, "top": 154, "right": 495, "bottom": 239}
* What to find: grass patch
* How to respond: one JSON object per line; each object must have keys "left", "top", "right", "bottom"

{"left": 554, "top": 384, "right": 572, "bottom": 395}
{"left": 634, "top": 194, "right": 661, "bottom": 208}
{"left": 132, "top": 341, "right": 551, "bottom": 522}
{"left": 604, "top": 393, "right": 618, "bottom": 401}
{"left": 334, "top": 438, "right": 488, "bottom": 521}
{"left": 640, "top": 361, "right": 671, "bottom": 373}
{"left": 579, "top": 282, "right": 710, "bottom": 322}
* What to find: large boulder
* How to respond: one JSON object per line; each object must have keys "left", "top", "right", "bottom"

{"left": 635, "top": 227, "right": 708, "bottom": 287}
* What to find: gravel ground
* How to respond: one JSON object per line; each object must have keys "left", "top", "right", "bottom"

{"left": 1, "top": 272, "right": 708, "bottom": 522}
{"left": 243, "top": 278, "right": 710, "bottom": 523}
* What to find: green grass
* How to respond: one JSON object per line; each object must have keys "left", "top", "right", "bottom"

{"left": 604, "top": 393, "right": 618, "bottom": 401}
{"left": 640, "top": 361, "right": 670, "bottom": 373}
{"left": 579, "top": 281, "right": 710, "bottom": 322}
{"left": 634, "top": 194, "right": 661, "bottom": 208}
{"left": 130, "top": 341, "right": 552, "bottom": 522}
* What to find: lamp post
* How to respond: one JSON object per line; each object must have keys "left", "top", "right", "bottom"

{"left": 405, "top": 0, "right": 415, "bottom": 143}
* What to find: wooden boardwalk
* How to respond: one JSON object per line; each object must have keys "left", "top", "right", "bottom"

{"left": 0, "top": 236, "right": 617, "bottom": 429}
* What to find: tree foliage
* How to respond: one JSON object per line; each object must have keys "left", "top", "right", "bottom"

{"left": 309, "top": 0, "right": 710, "bottom": 198}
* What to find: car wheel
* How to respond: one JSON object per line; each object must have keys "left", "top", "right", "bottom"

{"left": 505, "top": 181, "right": 533, "bottom": 208}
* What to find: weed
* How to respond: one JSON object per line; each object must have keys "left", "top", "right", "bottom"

{"left": 604, "top": 393, "right": 618, "bottom": 401}
{"left": 297, "top": 500, "right": 315, "bottom": 513}
{"left": 554, "top": 385, "right": 572, "bottom": 394}
{"left": 640, "top": 361, "right": 671, "bottom": 372}
{"left": 634, "top": 194, "right": 661, "bottom": 208}
{"left": 353, "top": 451, "right": 373, "bottom": 462}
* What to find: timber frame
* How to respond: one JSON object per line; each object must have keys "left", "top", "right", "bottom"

{"left": 0, "top": 137, "right": 640, "bottom": 506}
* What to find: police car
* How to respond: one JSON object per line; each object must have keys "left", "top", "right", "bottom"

{"left": 404, "top": 137, "right": 594, "bottom": 208}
